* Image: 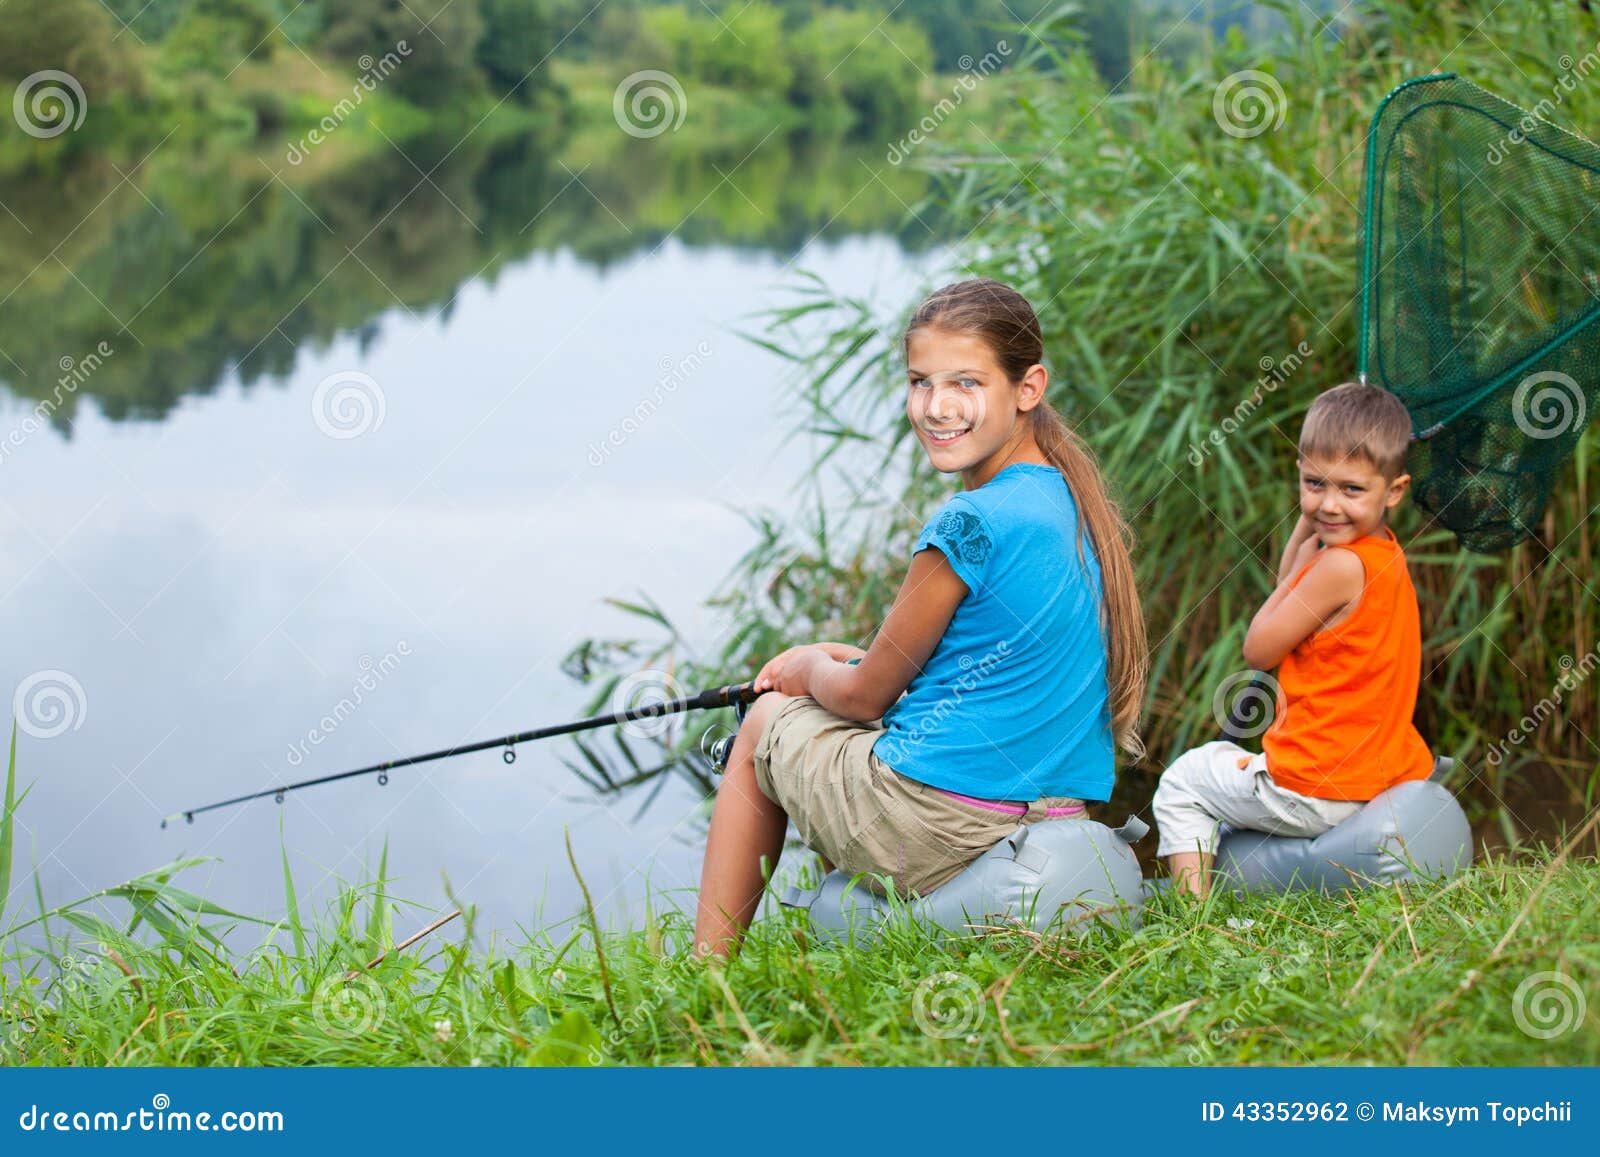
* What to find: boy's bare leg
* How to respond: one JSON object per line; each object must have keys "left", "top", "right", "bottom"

{"left": 1165, "top": 850, "right": 1212, "bottom": 897}
{"left": 693, "top": 694, "right": 791, "bottom": 961}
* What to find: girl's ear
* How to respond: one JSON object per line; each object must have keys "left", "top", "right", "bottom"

{"left": 1016, "top": 362, "right": 1048, "bottom": 412}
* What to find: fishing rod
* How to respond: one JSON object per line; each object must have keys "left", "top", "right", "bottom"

{"left": 163, "top": 680, "right": 763, "bottom": 827}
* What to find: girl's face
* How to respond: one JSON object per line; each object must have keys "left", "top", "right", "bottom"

{"left": 904, "top": 327, "right": 1044, "bottom": 486}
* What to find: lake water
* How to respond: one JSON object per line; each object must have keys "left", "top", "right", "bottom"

{"left": 0, "top": 129, "right": 950, "bottom": 945}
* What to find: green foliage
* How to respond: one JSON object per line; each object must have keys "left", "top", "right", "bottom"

{"left": 322, "top": 0, "right": 488, "bottom": 108}
{"left": 0, "top": 0, "right": 140, "bottom": 98}
{"left": 475, "top": 0, "right": 566, "bottom": 104}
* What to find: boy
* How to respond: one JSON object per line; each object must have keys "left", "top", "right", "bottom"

{"left": 1154, "top": 381, "right": 1435, "bottom": 896}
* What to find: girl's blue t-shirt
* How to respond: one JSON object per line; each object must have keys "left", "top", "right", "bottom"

{"left": 871, "top": 461, "right": 1115, "bottom": 801}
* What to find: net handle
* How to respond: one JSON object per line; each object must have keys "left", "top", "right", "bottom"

{"left": 1356, "top": 73, "right": 1458, "bottom": 398}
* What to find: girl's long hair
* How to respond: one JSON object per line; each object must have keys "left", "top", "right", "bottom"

{"left": 906, "top": 278, "right": 1148, "bottom": 757}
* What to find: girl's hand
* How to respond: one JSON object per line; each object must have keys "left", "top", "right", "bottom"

{"left": 753, "top": 645, "right": 828, "bottom": 696}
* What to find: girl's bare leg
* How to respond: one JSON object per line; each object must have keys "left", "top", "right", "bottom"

{"left": 693, "top": 693, "right": 792, "bottom": 960}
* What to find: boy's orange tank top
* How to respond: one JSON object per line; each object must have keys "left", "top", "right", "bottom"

{"left": 1262, "top": 526, "right": 1433, "bottom": 800}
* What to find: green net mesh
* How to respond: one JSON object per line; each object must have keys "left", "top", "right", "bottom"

{"left": 1359, "top": 73, "right": 1600, "bottom": 553}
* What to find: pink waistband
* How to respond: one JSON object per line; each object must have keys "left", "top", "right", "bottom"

{"left": 931, "top": 785, "right": 1087, "bottom": 817}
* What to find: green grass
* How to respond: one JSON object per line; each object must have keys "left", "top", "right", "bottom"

{"left": 3, "top": 776, "right": 1596, "bottom": 1066}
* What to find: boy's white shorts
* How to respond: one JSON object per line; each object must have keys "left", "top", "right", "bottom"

{"left": 1152, "top": 739, "right": 1364, "bottom": 858}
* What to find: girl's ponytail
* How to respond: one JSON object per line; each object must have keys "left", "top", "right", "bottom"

{"left": 1030, "top": 401, "right": 1148, "bottom": 758}
{"left": 907, "top": 278, "right": 1148, "bottom": 758}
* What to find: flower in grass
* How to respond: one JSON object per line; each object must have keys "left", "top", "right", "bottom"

{"left": 433, "top": 1019, "right": 452, "bottom": 1043}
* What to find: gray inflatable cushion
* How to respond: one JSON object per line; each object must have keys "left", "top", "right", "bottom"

{"left": 779, "top": 816, "right": 1147, "bottom": 946}
{"left": 1214, "top": 775, "right": 1473, "bottom": 893}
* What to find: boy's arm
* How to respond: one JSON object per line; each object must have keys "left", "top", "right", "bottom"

{"left": 1242, "top": 548, "right": 1365, "bottom": 670}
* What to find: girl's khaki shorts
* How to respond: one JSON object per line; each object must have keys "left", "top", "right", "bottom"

{"left": 751, "top": 695, "right": 1086, "bottom": 897}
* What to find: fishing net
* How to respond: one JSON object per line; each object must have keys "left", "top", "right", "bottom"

{"left": 1358, "top": 73, "right": 1600, "bottom": 553}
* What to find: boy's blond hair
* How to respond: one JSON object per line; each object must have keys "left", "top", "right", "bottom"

{"left": 1298, "top": 381, "right": 1413, "bottom": 479}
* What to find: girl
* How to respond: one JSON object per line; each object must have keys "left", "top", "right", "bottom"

{"left": 692, "top": 278, "right": 1146, "bottom": 959}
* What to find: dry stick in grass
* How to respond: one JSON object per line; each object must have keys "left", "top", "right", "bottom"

{"left": 681, "top": 1012, "right": 720, "bottom": 1065}
{"left": 711, "top": 969, "right": 785, "bottom": 1065}
{"left": 990, "top": 947, "right": 1203, "bottom": 1056}
{"left": 342, "top": 908, "right": 462, "bottom": 982}
{"left": 564, "top": 827, "right": 620, "bottom": 1029}
{"left": 794, "top": 955, "right": 857, "bottom": 1055}
{"left": 1346, "top": 873, "right": 1474, "bottom": 999}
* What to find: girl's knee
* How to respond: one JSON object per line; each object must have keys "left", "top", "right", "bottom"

{"left": 744, "top": 691, "right": 793, "bottom": 734}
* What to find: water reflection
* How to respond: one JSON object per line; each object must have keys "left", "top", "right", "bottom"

{"left": 0, "top": 119, "right": 947, "bottom": 941}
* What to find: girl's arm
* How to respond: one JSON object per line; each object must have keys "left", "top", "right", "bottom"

{"left": 752, "top": 548, "right": 968, "bottom": 721}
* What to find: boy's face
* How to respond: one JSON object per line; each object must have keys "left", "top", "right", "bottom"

{"left": 1296, "top": 451, "right": 1410, "bottom": 546}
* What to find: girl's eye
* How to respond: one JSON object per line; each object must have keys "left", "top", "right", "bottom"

{"left": 957, "top": 377, "right": 979, "bottom": 389}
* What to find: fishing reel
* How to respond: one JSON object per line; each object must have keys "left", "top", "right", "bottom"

{"left": 703, "top": 689, "right": 757, "bottom": 772}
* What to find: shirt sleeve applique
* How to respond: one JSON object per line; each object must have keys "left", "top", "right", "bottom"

{"left": 934, "top": 508, "right": 993, "bottom": 569}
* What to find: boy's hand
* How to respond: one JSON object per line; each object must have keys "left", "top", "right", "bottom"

{"left": 1278, "top": 513, "right": 1320, "bottom": 585}
{"left": 1288, "top": 527, "right": 1324, "bottom": 576}
{"left": 753, "top": 645, "right": 829, "bottom": 696}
